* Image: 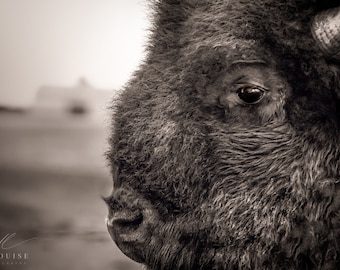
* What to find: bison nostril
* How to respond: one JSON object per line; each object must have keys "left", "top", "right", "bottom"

{"left": 113, "top": 213, "right": 143, "bottom": 230}
{"left": 107, "top": 210, "right": 144, "bottom": 234}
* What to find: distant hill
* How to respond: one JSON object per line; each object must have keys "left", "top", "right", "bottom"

{"left": 0, "top": 106, "right": 27, "bottom": 113}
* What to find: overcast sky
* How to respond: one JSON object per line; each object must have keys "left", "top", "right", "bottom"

{"left": 0, "top": 0, "right": 150, "bottom": 107}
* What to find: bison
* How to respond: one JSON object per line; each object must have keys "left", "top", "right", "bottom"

{"left": 105, "top": 0, "right": 340, "bottom": 269}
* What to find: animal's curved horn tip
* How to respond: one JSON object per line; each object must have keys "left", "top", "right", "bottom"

{"left": 311, "top": 6, "right": 340, "bottom": 60}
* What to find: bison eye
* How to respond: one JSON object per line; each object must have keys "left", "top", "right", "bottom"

{"left": 236, "top": 85, "right": 265, "bottom": 104}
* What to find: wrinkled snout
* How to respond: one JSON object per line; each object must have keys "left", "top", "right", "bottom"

{"left": 105, "top": 188, "right": 157, "bottom": 263}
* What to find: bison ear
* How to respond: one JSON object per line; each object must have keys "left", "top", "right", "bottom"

{"left": 311, "top": 6, "right": 340, "bottom": 61}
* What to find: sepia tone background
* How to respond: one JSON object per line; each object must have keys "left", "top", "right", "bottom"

{"left": 0, "top": 0, "right": 150, "bottom": 269}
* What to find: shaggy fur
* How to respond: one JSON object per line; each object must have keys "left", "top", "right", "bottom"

{"left": 106, "top": 0, "right": 340, "bottom": 269}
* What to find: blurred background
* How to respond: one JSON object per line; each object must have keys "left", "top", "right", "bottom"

{"left": 0, "top": 0, "right": 150, "bottom": 269}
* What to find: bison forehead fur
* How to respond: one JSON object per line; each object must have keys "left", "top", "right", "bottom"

{"left": 106, "top": 0, "right": 340, "bottom": 269}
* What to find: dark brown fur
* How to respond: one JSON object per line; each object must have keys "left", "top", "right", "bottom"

{"left": 106, "top": 0, "right": 340, "bottom": 269}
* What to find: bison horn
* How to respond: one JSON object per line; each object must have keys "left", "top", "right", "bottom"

{"left": 311, "top": 7, "right": 340, "bottom": 60}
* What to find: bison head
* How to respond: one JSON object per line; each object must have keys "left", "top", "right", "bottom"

{"left": 105, "top": 0, "right": 340, "bottom": 269}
